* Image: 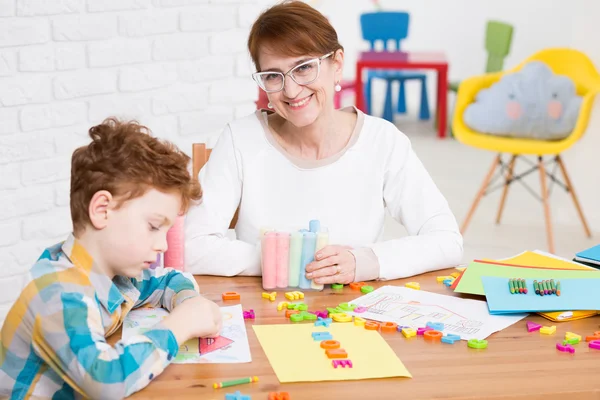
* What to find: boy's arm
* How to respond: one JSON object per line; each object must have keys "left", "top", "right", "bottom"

{"left": 32, "top": 290, "right": 179, "bottom": 400}
{"left": 131, "top": 267, "right": 201, "bottom": 311}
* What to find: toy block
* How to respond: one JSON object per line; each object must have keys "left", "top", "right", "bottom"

{"left": 331, "top": 313, "right": 352, "bottom": 323}
{"left": 565, "top": 332, "right": 582, "bottom": 341}
{"left": 364, "top": 321, "right": 380, "bottom": 331}
{"left": 563, "top": 338, "right": 580, "bottom": 345}
{"left": 540, "top": 326, "right": 556, "bottom": 335}
{"left": 312, "top": 332, "right": 333, "bottom": 341}
{"left": 450, "top": 272, "right": 461, "bottom": 278}
{"left": 360, "top": 285, "right": 374, "bottom": 294}
{"left": 353, "top": 317, "right": 366, "bottom": 327}
{"left": 312, "top": 310, "right": 328, "bottom": 319}
{"left": 326, "top": 307, "right": 344, "bottom": 315}
{"left": 424, "top": 330, "right": 443, "bottom": 342}
{"left": 417, "top": 327, "right": 433, "bottom": 335}
{"left": 405, "top": 282, "right": 420, "bottom": 290}
{"left": 556, "top": 343, "right": 575, "bottom": 353}
{"left": 441, "top": 334, "right": 461, "bottom": 344}
{"left": 401, "top": 328, "right": 416, "bottom": 338}
{"left": 325, "top": 348, "right": 348, "bottom": 359}
{"left": 285, "top": 310, "right": 299, "bottom": 318}
{"left": 225, "top": 390, "right": 251, "bottom": 400}
{"left": 320, "top": 340, "right": 340, "bottom": 349}
{"left": 586, "top": 331, "right": 600, "bottom": 342}
{"left": 277, "top": 302, "right": 288, "bottom": 311}
{"left": 443, "top": 279, "right": 454, "bottom": 287}
{"left": 331, "top": 283, "right": 344, "bottom": 289}
{"left": 589, "top": 340, "right": 600, "bottom": 350}
{"left": 338, "top": 302, "right": 356, "bottom": 311}
{"left": 436, "top": 276, "right": 453, "bottom": 283}
{"left": 261, "top": 292, "right": 276, "bottom": 301}
{"left": 426, "top": 321, "right": 444, "bottom": 331}
{"left": 332, "top": 359, "right": 353, "bottom": 368}
{"left": 467, "top": 339, "right": 488, "bottom": 349}
{"left": 526, "top": 321, "right": 542, "bottom": 332}
{"left": 290, "top": 311, "right": 315, "bottom": 322}
{"left": 243, "top": 310, "right": 255, "bottom": 320}
{"left": 315, "top": 317, "right": 332, "bottom": 327}
{"left": 353, "top": 306, "right": 367, "bottom": 313}
{"left": 293, "top": 291, "right": 304, "bottom": 299}
{"left": 268, "top": 393, "right": 290, "bottom": 400}
{"left": 380, "top": 322, "right": 398, "bottom": 333}
{"left": 222, "top": 292, "right": 240, "bottom": 301}
{"left": 349, "top": 282, "right": 366, "bottom": 290}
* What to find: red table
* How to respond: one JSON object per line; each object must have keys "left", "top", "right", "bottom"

{"left": 355, "top": 51, "right": 449, "bottom": 138}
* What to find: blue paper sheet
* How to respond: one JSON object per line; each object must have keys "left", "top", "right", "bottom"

{"left": 576, "top": 244, "right": 600, "bottom": 263}
{"left": 481, "top": 277, "right": 600, "bottom": 314}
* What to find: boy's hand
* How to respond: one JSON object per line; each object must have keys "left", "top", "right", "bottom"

{"left": 162, "top": 296, "right": 222, "bottom": 345}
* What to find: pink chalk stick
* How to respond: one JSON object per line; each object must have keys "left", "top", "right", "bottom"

{"left": 275, "top": 232, "right": 290, "bottom": 288}
{"left": 164, "top": 215, "right": 185, "bottom": 270}
{"left": 261, "top": 232, "right": 277, "bottom": 289}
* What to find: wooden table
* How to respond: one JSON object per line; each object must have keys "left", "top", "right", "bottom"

{"left": 126, "top": 271, "right": 600, "bottom": 399}
{"left": 355, "top": 51, "right": 449, "bottom": 139}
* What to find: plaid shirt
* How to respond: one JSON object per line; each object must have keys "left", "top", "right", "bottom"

{"left": 0, "top": 234, "right": 200, "bottom": 399}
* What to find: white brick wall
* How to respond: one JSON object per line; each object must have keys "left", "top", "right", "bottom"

{"left": 0, "top": 0, "right": 272, "bottom": 325}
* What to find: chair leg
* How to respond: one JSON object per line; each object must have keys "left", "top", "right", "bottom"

{"left": 461, "top": 154, "right": 501, "bottom": 234}
{"left": 418, "top": 77, "right": 430, "bottom": 120}
{"left": 397, "top": 80, "right": 406, "bottom": 114}
{"left": 538, "top": 156, "right": 555, "bottom": 254}
{"left": 365, "top": 77, "right": 373, "bottom": 115}
{"left": 383, "top": 81, "right": 394, "bottom": 122}
{"left": 556, "top": 155, "right": 592, "bottom": 237}
{"left": 496, "top": 155, "right": 517, "bottom": 224}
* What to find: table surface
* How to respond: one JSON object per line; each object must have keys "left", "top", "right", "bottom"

{"left": 357, "top": 50, "right": 448, "bottom": 65}
{"left": 124, "top": 271, "right": 600, "bottom": 400}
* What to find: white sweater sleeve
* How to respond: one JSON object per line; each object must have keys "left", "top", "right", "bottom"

{"left": 367, "top": 133, "right": 463, "bottom": 280}
{"left": 184, "top": 125, "right": 261, "bottom": 276}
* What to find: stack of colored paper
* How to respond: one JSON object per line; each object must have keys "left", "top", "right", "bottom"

{"left": 451, "top": 251, "right": 600, "bottom": 321}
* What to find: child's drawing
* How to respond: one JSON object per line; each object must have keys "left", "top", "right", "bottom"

{"left": 348, "top": 286, "right": 526, "bottom": 340}
{"left": 122, "top": 304, "right": 251, "bottom": 363}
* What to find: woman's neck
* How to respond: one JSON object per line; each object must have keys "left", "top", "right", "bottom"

{"left": 270, "top": 109, "right": 355, "bottom": 160}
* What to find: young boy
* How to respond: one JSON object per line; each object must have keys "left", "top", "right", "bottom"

{"left": 0, "top": 118, "right": 222, "bottom": 399}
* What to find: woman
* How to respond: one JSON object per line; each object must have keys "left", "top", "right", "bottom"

{"left": 184, "top": 1, "right": 463, "bottom": 284}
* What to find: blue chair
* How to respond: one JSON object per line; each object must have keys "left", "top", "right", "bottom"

{"left": 360, "top": 12, "right": 430, "bottom": 122}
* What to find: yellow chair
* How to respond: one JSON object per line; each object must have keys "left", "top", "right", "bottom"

{"left": 452, "top": 48, "right": 600, "bottom": 253}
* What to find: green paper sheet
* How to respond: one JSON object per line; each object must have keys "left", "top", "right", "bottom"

{"left": 454, "top": 261, "right": 600, "bottom": 296}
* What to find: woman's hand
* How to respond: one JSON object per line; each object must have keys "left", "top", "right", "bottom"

{"left": 305, "top": 245, "right": 356, "bottom": 284}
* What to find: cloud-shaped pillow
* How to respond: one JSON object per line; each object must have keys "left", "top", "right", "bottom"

{"left": 464, "top": 61, "right": 582, "bottom": 140}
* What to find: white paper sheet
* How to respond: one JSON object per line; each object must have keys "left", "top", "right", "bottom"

{"left": 122, "top": 304, "right": 252, "bottom": 363}
{"left": 348, "top": 286, "right": 527, "bottom": 340}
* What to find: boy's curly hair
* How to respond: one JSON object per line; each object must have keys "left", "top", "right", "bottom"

{"left": 70, "top": 117, "right": 202, "bottom": 236}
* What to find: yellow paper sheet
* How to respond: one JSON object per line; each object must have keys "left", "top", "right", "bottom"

{"left": 485, "top": 251, "right": 593, "bottom": 270}
{"left": 253, "top": 323, "right": 411, "bottom": 383}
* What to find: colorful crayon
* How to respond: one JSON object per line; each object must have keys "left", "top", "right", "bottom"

{"left": 213, "top": 376, "right": 259, "bottom": 389}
